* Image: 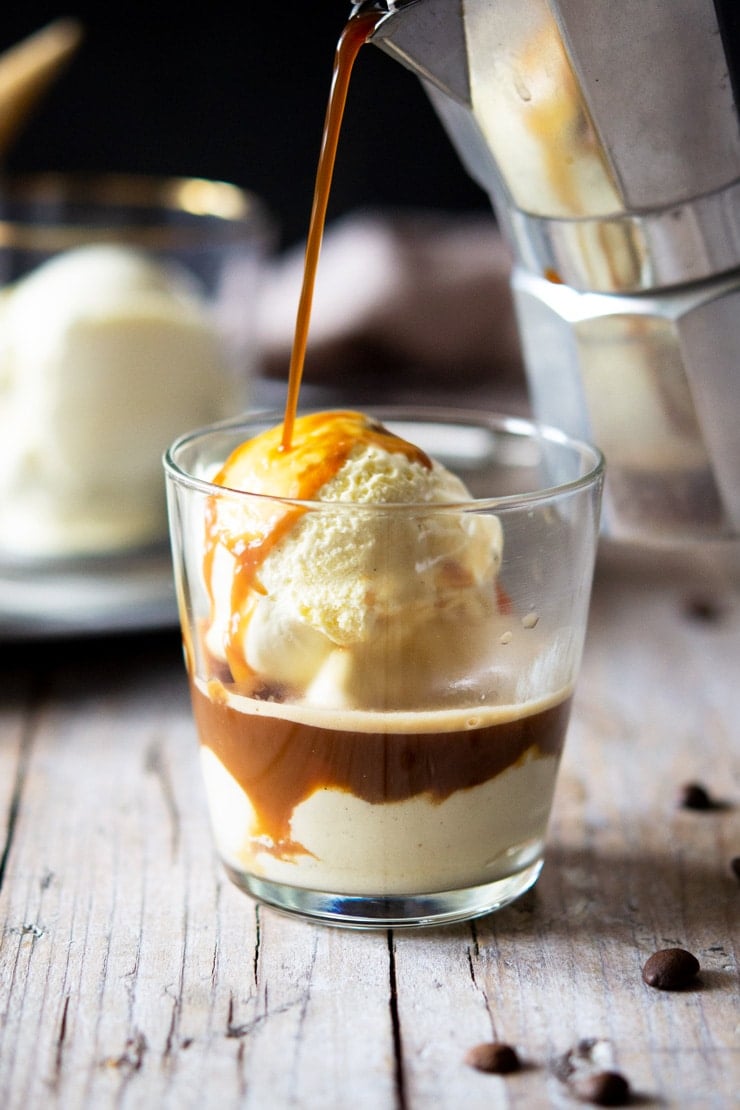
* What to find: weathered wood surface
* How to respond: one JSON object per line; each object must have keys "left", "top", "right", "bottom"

{"left": 0, "top": 539, "right": 738, "bottom": 1109}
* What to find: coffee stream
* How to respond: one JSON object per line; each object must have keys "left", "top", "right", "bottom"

{"left": 195, "top": 12, "right": 576, "bottom": 855}
{"left": 281, "top": 10, "right": 380, "bottom": 450}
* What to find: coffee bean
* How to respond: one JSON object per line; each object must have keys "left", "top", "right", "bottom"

{"left": 464, "top": 1041, "right": 520, "bottom": 1073}
{"left": 572, "top": 1070, "right": 631, "bottom": 1106}
{"left": 677, "top": 782, "right": 716, "bottom": 810}
{"left": 642, "top": 947, "right": 700, "bottom": 990}
{"left": 683, "top": 595, "right": 723, "bottom": 623}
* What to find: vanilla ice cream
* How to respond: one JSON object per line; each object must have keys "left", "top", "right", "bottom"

{"left": 203, "top": 409, "right": 504, "bottom": 709}
{"left": 0, "top": 243, "right": 237, "bottom": 558}
{"left": 172, "top": 409, "right": 573, "bottom": 905}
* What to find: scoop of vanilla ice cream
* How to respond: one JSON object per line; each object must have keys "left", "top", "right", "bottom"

{"left": 206, "top": 425, "right": 504, "bottom": 710}
{"left": 0, "top": 243, "right": 237, "bottom": 557}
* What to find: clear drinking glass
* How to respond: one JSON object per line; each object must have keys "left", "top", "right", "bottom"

{"left": 164, "top": 407, "right": 604, "bottom": 928}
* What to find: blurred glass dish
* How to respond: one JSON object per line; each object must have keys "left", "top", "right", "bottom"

{"left": 0, "top": 172, "right": 272, "bottom": 637}
{"left": 0, "top": 543, "right": 177, "bottom": 640}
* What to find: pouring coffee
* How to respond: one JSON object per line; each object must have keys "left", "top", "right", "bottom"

{"left": 351, "top": 0, "right": 740, "bottom": 541}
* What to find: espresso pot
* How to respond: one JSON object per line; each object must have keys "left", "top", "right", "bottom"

{"left": 352, "top": 0, "right": 740, "bottom": 541}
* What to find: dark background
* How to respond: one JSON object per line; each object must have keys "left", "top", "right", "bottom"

{"left": 0, "top": 2, "right": 489, "bottom": 248}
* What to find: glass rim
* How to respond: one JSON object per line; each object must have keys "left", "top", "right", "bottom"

{"left": 163, "top": 406, "right": 605, "bottom": 513}
{"left": 0, "top": 171, "right": 273, "bottom": 250}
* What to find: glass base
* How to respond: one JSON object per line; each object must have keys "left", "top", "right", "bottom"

{"left": 222, "top": 858, "right": 544, "bottom": 929}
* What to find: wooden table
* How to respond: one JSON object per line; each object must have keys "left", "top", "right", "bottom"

{"left": 1, "top": 535, "right": 738, "bottom": 1109}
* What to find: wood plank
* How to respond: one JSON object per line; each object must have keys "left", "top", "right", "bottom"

{"left": 392, "top": 541, "right": 740, "bottom": 1107}
{"left": 0, "top": 659, "right": 36, "bottom": 882}
{"left": 0, "top": 634, "right": 398, "bottom": 1109}
{"left": 1, "top": 538, "right": 738, "bottom": 1109}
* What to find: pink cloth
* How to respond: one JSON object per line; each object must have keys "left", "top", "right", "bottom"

{"left": 257, "top": 209, "right": 523, "bottom": 387}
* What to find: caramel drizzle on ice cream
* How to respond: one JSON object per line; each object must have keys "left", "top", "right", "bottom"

{"left": 205, "top": 409, "right": 431, "bottom": 680}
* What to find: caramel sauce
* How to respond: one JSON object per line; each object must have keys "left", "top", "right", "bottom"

{"left": 214, "top": 410, "right": 430, "bottom": 500}
{"left": 192, "top": 681, "right": 572, "bottom": 860}
{"left": 204, "top": 409, "right": 432, "bottom": 679}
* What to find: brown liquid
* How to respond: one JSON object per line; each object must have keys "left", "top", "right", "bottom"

{"left": 282, "top": 10, "right": 381, "bottom": 449}
{"left": 191, "top": 681, "right": 572, "bottom": 860}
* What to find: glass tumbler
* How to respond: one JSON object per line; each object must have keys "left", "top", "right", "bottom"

{"left": 165, "top": 407, "right": 604, "bottom": 928}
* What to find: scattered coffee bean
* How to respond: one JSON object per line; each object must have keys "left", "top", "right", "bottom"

{"left": 677, "top": 782, "right": 716, "bottom": 810}
{"left": 731, "top": 857, "right": 740, "bottom": 881}
{"left": 642, "top": 947, "right": 700, "bottom": 990}
{"left": 464, "top": 1041, "right": 520, "bottom": 1074}
{"left": 572, "top": 1070, "right": 631, "bottom": 1106}
{"left": 683, "top": 595, "right": 723, "bottom": 623}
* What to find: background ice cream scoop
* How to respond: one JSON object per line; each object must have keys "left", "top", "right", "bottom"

{"left": 203, "top": 410, "right": 504, "bottom": 709}
{"left": 0, "top": 242, "right": 240, "bottom": 558}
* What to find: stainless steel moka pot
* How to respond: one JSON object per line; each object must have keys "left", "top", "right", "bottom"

{"left": 352, "top": 0, "right": 740, "bottom": 541}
